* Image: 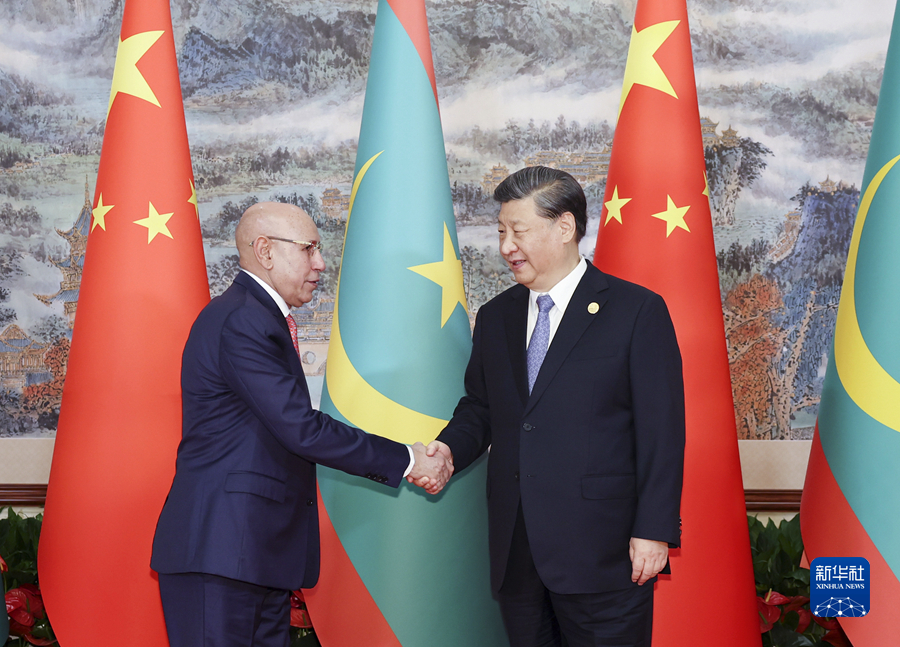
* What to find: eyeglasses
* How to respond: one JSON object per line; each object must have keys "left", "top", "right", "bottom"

{"left": 254, "top": 236, "right": 323, "bottom": 257}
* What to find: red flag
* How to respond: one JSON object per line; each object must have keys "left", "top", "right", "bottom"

{"left": 37, "top": 0, "right": 209, "bottom": 644}
{"left": 593, "top": 0, "right": 759, "bottom": 643}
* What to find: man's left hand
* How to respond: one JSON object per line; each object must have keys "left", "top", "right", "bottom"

{"left": 629, "top": 537, "right": 668, "bottom": 585}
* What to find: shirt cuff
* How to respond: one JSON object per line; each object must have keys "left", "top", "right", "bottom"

{"left": 403, "top": 445, "right": 415, "bottom": 478}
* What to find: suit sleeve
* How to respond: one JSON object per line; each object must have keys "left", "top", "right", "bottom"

{"left": 219, "top": 306, "right": 410, "bottom": 487}
{"left": 437, "top": 308, "right": 493, "bottom": 472}
{"left": 629, "top": 293, "right": 685, "bottom": 547}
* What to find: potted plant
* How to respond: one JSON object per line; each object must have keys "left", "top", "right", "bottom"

{"left": 749, "top": 515, "right": 851, "bottom": 647}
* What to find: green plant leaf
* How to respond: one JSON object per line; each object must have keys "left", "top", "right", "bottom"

{"left": 769, "top": 622, "right": 819, "bottom": 647}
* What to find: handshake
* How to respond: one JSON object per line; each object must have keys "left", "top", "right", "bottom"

{"left": 406, "top": 440, "right": 454, "bottom": 495}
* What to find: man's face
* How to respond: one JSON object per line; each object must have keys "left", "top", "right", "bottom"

{"left": 268, "top": 215, "right": 326, "bottom": 308}
{"left": 498, "top": 196, "right": 570, "bottom": 292}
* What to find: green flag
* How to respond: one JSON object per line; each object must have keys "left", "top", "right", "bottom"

{"left": 302, "top": 0, "right": 506, "bottom": 645}
{"left": 801, "top": 0, "right": 900, "bottom": 643}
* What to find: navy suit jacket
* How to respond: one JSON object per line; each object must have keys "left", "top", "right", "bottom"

{"left": 437, "top": 263, "right": 685, "bottom": 595}
{"left": 151, "top": 272, "right": 409, "bottom": 590}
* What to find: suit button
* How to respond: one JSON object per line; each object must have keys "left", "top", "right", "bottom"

{"left": 514, "top": 472, "right": 519, "bottom": 481}
{"left": 522, "top": 423, "right": 532, "bottom": 431}
{"left": 307, "top": 499, "right": 315, "bottom": 506}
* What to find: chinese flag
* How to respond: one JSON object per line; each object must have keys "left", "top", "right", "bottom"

{"left": 37, "top": 0, "right": 209, "bottom": 644}
{"left": 592, "top": 0, "right": 759, "bottom": 643}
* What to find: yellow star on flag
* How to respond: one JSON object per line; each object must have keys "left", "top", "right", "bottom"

{"left": 188, "top": 179, "right": 199, "bottom": 218}
{"left": 702, "top": 171, "right": 710, "bottom": 197}
{"left": 92, "top": 193, "right": 114, "bottom": 232}
{"left": 408, "top": 222, "right": 469, "bottom": 327}
{"left": 134, "top": 201, "right": 175, "bottom": 243}
{"left": 604, "top": 186, "right": 632, "bottom": 225}
{"left": 618, "top": 20, "right": 680, "bottom": 117}
{"left": 107, "top": 30, "right": 165, "bottom": 116}
{"left": 651, "top": 195, "right": 691, "bottom": 237}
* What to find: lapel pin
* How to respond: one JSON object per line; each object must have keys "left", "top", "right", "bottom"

{"left": 587, "top": 302, "right": 599, "bottom": 314}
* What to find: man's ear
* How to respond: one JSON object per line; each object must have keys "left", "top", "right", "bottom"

{"left": 557, "top": 212, "right": 577, "bottom": 243}
{"left": 252, "top": 237, "right": 275, "bottom": 270}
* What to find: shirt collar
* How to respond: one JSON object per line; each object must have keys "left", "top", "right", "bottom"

{"left": 529, "top": 257, "right": 587, "bottom": 315}
{"left": 241, "top": 269, "right": 291, "bottom": 317}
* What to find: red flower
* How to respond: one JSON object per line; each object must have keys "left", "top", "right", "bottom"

{"left": 290, "top": 590, "right": 313, "bottom": 629}
{"left": 763, "top": 590, "right": 791, "bottom": 605}
{"left": 793, "top": 607, "right": 812, "bottom": 634}
{"left": 783, "top": 595, "right": 809, "bottom": 612}
{"left": 7, "top": 588, "right": 38, "bottom": 628}
{"left": 820, "top": 619, "right": 852, "bottom": 647}
{"left": 0, "top": 554, "right": 8, "bottom": 572}
{"left": 757, "top": 596, "right": 781, "bottom": 633}
{"left": 5, "top": 585, "right": 56, "bottom": 645}
{"left": 813, "top": 616, "right": 840, "bottom": 631}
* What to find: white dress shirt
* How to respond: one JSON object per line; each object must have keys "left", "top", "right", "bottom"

{"left": 243, "top": 269, "right": 290, "bottom": 316}
{"left": 526, "top": 257, "right": 588, "bottom": 348}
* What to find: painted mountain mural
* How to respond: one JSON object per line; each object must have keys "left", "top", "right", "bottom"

{"left": 0, "top": 0, "right": 891, "bottom": 438}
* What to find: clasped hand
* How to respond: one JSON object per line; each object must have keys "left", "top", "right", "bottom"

{"left": 406, "top": 441, "right": 454, "bottom": 494}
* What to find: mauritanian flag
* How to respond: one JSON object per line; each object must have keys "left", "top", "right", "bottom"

{"left": 592, "top": 0, "right": 759, "bottom": 643}
{"left": 37, "top": 0, "right": 209, "bottom": 644}
{"left": 800, "top": 1, "right": 900, "bottom": 642}
{"left": 301, "top": 0, "right": 506, "bottom": 645}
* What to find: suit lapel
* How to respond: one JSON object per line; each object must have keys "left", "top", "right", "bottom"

{"left": 525, "top": 265, "right": 609, "bottom": 415}
{"left": 235, "top": 271, "right": 293, "bottom": 336}
{"left": 234, "top": 272, "right": 304, "bottom": 375}
{"left": 504, "top": 286, "right": 530, "bottom": 408}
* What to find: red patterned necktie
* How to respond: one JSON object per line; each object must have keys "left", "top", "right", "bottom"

{"left": 285, "top": 314, "right": 301, "bottom": 358}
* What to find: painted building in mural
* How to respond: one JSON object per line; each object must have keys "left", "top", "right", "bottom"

{"left": 35, "top": 180, "right": 91, "bottom": 328}
{"left": 321, "top": 187, "right": 350, "bottom": 220}
{"left": 0, "top": 325, "right": 49, "bottom": 391}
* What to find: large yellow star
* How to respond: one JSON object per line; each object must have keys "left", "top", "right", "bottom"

{"left": 604, "top": 186, "right": 632, "bottom": 225}
{"left": 188, "top": 179, "right": 199, "bottom": 218}
{"left": 651, "top": 195, "right": 691, "bottom": 237}
{"left": 618, "top": 20, "right": 680, "bottom": 117}
{"left": 92, "top": 193, "right": 114, "bottom": 232}
{"left": 134, "top": 201, "right": 174, "bottom": 243}
{"left": 107, "top": 30, "right": 165, "bottom": 116}
{"left": 408, "top": 222, "right": 469, "bottom": 327}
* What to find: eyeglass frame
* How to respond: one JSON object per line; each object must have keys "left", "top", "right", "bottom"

{"left": 252, "top": 236, "right": 323, "bottom": 256}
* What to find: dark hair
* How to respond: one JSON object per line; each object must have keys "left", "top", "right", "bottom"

{"left": 493, "top": 166, "right": 587, "bottom": 242}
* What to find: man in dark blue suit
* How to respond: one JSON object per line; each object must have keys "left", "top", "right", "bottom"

{"left": 151, "top": 202, "right": 451, "bottom": 647}
{"left": 424, "top": 167, "right": 685, "bottom": 647}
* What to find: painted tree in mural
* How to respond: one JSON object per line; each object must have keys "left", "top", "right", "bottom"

{"left": 21, "top": 337, "right": 69, "bottom": 423}
{"left": 722, "top": 181, "right": 856, "bottom": 439}
{"left": 725, "top": 274, "right": 782, "bottom": 439}
{"left": 705, "top": 137, "right": 772, "bottom": 226}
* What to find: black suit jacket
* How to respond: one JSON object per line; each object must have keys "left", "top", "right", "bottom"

{"left": 438, "top": 263, "right": 685, "bottom": 595}
{"left": 151, "top": 272, "right": 409, "bottom": 590}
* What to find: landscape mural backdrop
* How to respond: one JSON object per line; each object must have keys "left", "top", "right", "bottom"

{"left": 0, "top": 0, "right": 892, "bottom": 443}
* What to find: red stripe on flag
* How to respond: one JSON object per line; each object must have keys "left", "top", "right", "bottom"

{"left": 801, "top": 427, "right": 900, "bottom": 643}
{"left": 385, "top": 0, "right": 438, "bottom": 106}
{"left": 303, "top": 485, "right": 401, "bottom": 647}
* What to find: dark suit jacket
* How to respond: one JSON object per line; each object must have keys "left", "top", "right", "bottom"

{"left": 438, "top": 263, "right": 685, "bottom": 595}
{"left": 151, "top": 272, "right": 409, "bottom": 591}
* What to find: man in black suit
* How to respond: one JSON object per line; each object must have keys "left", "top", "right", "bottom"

{"left": 424, "top": 167, "right": 685, "bottom": 647}
{"left": 151, "top": 202, "right": 451, "bottom": 647}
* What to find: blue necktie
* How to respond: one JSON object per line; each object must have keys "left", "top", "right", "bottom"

{"left": 527, "top": 294, "right": 554, "bottom": 393}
